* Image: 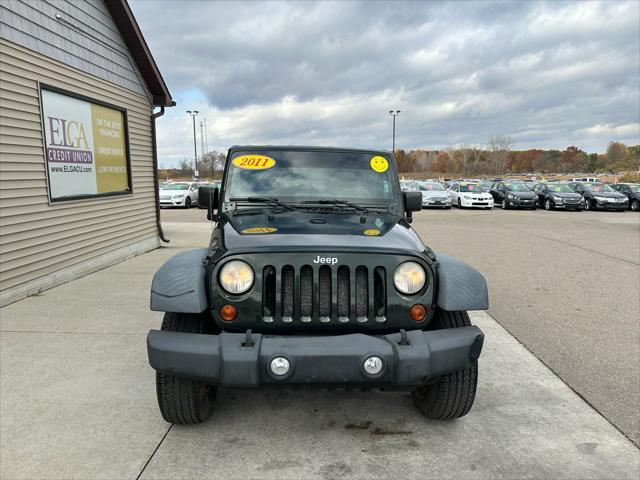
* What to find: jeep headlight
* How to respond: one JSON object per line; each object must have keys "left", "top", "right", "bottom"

{"left": 219, "top": 260, "right": 254, "bottom": 294}
{"left": 393, "top": 261, "right": 426, "bottom": 294}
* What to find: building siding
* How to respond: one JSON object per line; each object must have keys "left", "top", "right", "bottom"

{"left": 0, "top": 0, "right": 149, "bottom": 98}
{"left": 0, "top": 38, "right": 159, "bottom": 300}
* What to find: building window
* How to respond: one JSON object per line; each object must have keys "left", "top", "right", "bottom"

{"left": 39, "top": 84, "right": 132, "bottom": 202}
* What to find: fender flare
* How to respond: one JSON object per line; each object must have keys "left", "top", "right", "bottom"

{"left": 150, "top": 248, "right": 209, "bottom": 313}
{"left": 435, "top": 253, "right": 489, "bottom": 311}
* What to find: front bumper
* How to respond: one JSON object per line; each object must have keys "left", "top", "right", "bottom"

{"left": 460, "top": 198, "right": 492, "bottom": 208}
{"left": 506, "top": 198, "right": 536, "bottom": 208}
{"left": 160, "top": 197, "right": 186, "bottom": 207}
{"left": 594, "top": 199, "right": 628, "bottom": 209}
{"left": 147, "top": 326, "right": 484, "bottom": 387}
{"left": 422, "top": 198, "right": 451, "bottom": 207}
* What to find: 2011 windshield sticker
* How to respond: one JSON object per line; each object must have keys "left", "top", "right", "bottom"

{"left": 232, "top": 155, "right": 276, "bottom": 170}
{"left": 241, "top": 227, "right": 278, "bottom": 234}
{"left": 363, "top": 229, "right": 381, "bottom": 236}
{"left": 370, "top": 156, "right": 388, "bottom": 173}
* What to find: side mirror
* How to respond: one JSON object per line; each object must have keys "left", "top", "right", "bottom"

{"left": 198, "top": 186, "right": 219, "bottom": 220}
{"left": 403, "top": 191, "right": 422, "bottom": 223}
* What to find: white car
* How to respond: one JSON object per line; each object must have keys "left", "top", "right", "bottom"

{"left": 448, "top": 182, "right": 493, "bottom": 209}
{"left": 159, "top": 182, "right": 199, "bottom": 208}
{"left": 417, "top": 181, "right": 452, "bottom": 208}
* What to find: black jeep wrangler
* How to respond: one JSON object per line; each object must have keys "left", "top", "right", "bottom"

{"left": 147, "top": 146, "right": 488, "bottom": 424}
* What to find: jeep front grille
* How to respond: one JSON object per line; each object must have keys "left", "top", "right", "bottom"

{"left": 261, "top": 264, "right": 387, "bottom": 323}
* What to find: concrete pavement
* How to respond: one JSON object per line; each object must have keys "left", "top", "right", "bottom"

{"left": 0, "top": 215, "right": 638, "bottom": 479}
{"left": 410, "top": 207, "right": 640, "bottom": 445}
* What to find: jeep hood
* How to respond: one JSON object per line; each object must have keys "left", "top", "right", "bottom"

{"left": 220, "top": 211, "right": 425, "bottom": 252}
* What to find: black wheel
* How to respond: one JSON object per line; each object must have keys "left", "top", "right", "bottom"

{"left": 457, "top": 198, "right": 462, "bottom": 208}
{"left": 544, "top": 199, "right": 552, "bottom": 210}
{"left": 584, "top": 199, "right": 592, "bottom": 210}
{"left": 156, "top": 312, "right": 218, "bottom": 424}
{"left": 631, "top": 199, "right": 639, "bottom": 212}
{"left": 501, "top": 199, "right": 507, "bottom": 209}
{"left": 184, "top": 197, "right": 192, "bottom": 209}
{"left": 412, "top": 310, "right": 478, "bottom": 419}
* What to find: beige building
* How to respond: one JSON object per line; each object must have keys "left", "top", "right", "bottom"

{"left": 0, "top": 0, "right": 174, "bottom": 306}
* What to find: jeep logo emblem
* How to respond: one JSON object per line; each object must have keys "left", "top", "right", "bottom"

{"left": 313, "top": 255, "right": 338, "bottom": 265}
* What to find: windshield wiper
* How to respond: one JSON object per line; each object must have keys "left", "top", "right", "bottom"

{"left": 229, "top": 197, "right": 296, "bottom": 211}
{"left": 301, "top": 199, "right": 376, "bottom": 213}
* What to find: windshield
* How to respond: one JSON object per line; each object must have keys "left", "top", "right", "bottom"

{"left": 584, "top": 183, "right": 613, "bottom": 192}
{"left": 419, "top": 183, "right": 444, "bottom": 191}
{"left": 459, "top": 184, "right": 482, "bottom": 192}
{"left": 163, "top": 183, "right": 189, "bottom": 191}
{"left": 224, "top": 150, "right": 398, "bottom": 204}
{"left": 504, "top": 183, "right": 531, "bottom": 192}
{"left": 547, "top": 184, "right": 574, "bottom": 193}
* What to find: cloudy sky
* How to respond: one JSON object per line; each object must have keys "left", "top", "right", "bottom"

{"left": 130, "top": 1, "right": 640, "bottom": 168}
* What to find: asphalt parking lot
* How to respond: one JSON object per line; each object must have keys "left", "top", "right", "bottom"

{"left": 0, "top": 207, "right": 638, "bottom": 479}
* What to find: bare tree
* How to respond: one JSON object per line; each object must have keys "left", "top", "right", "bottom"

{"left": 488, "top": 133, "right": 512, "bottom": 175}
{"left": 471, "top": 146, "right": 483, "bottom": 174}
{"left": 200, "top": 151, "right": 226, "bottom": 179}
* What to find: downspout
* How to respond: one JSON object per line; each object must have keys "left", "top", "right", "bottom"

{"left": 152, "top": 105, "right": 170, "bottom": 243}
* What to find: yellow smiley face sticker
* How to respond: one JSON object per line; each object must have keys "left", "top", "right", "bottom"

{"left": 241, "top": 227, "right": 278, "bottom": 234}
{"left": 370, "top": 156, "right": 389, "bottom": 173}
{"left": 363, "top": 229, "right": 381, "bottom": 236}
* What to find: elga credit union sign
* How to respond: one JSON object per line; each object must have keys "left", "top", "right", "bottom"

{"left": 40, "top": 87, "right": 131, "bottom": 201}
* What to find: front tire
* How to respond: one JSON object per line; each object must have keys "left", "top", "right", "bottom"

{"left": 501, "top": 199, "right": 507, "bottom": 209}
{"left": 184, "top": 197, "right": 192, "bottom": 209}
{"left": 457, "top": 198, "right": 462, "bottom": 209}
{"left": 544, "top": 199, "right": 552, "bottom": 210}
{"left": 412, "top": 310, "right": 478, "bottom": 419}
{"left": 631, "top": 199, "right": 639, "bottom": 211}
{"left": 156, "top": 312, "right": 218, "bottom": 424}
{"left": 584, "top": 199, "right": 593, "bottom": 210}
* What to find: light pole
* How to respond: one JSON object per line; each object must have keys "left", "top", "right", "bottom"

{"left": 186, "top": 110, "right": 199, "bottom": 176}
{"left": 389, "top": 110, "right": 400, "bottom": 152}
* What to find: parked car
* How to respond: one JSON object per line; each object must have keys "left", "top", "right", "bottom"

{"left": 159, "top": 181, "right": 199, "bottom": 208}
{"left": 570, "top": 177, "right": 600, "bottom": 183}
{"left": 568, "top": 182, "right": 628, "bottom": 211}
{"left": 478, "top": 180, "right": 493, "bottom": 192}
{"left": 610, "top": 183, "right": 640, "bottom": 211}
{"left": 147, "top": 146, "right": 488, "bottom": 424}
{"left": 532, "top": 182, "right": 584, "bottom": 211}
{"left": 448, "top": 181, "right": 493, "bottom": 209}
{"left": 490, "top": 181, "right": 537, "bottom": 209}
{"left": 400, "top": 180, "right": 418, "bottom": 192}
{"left": 417, "top": 181, "right": 451, "bottom": 208}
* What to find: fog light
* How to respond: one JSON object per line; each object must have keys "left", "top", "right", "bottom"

{"left": 363, "top": 356, "right": 383, "bottom": 375}
{"left": 270, "top": 357, "right": 290, "bottom": 376}
{"left": 219, "top": 304, "right": 237, "bottom": 322}
{"left": 410, "top": 304, "right": 427, "bottom": 321}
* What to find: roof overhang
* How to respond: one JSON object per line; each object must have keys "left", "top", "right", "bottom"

{"left": 104, "top": 0, "right": 175, "bottom": 107}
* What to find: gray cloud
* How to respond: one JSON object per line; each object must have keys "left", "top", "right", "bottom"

{"left": 130, "top": 1, "right": 640, "bottom": 167}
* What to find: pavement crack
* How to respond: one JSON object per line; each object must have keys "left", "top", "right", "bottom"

{"left": 136, "top": 424, "right": 173, "bottom": 480}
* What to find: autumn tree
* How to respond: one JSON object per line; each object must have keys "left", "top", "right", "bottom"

{"left": 585, "top": 153, "right": 599, "bottom": 173}
{"left": 606, "top": 141, "right": 633, "bottom": 171}
{"left": 488, "top": 133, "right": 512, "bottom": 175}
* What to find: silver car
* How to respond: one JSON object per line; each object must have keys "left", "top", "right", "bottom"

{"left": 159, "top": 182, "right": 199, "bottom": 208}
{"left": 417, "top": 181, "right": 452, "bottom": 208}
